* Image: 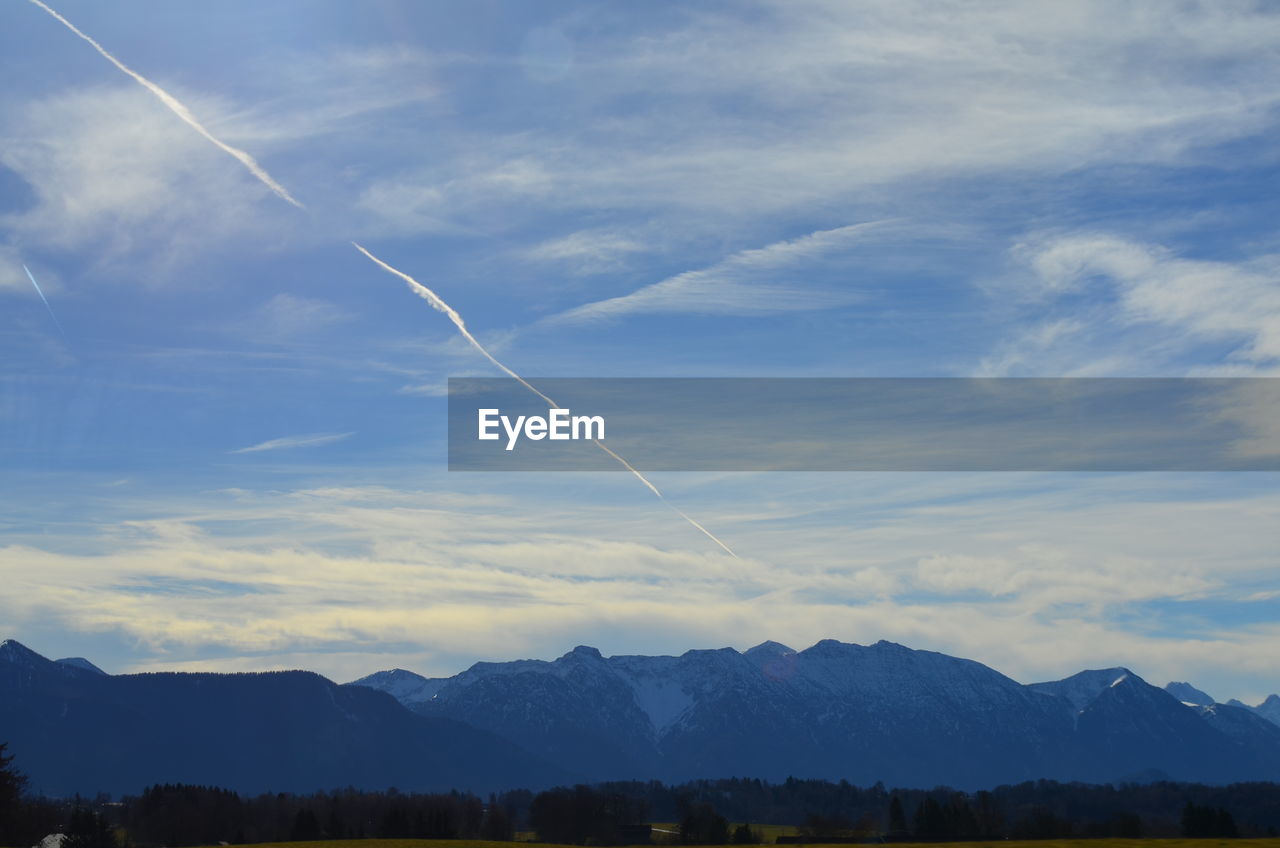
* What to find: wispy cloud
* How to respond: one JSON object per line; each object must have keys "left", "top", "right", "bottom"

{"left": 247, "top": 294, "right": 350, "bottom": 339}
{"left": 526, "top": 229, "right": 645, "bottom": 276}
{"left": 0, "top": 246, "right": 36, "bottom": 293}
{"left": 1, "top": 478, "right": 1277, "bottom": 692}
{"left": 230, "top": 432, "right": 354, "bottom": 454}
{"left": 985, "top": 233, "right": 1280, "bottom": 375}
{"left": 548, "top": 222, "right": 891, "bottom": 324}
{"left": 353, "top": 1, "right": 1280, "bottom": 241}
{"left": 0, "top": 86, "right": 293, "bottom": 274}
{"left": 26, "top": 0, "right": 302, "bottom": 208}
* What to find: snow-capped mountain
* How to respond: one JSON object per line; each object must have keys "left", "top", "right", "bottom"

{"left": 349, "top": 667, "right": 447, "bottom": 703}
{"left": 354, "top": 640, "right": 1280, "bottom": 788}
{"left": 7, "top": 635, "right": 1279, "bottom": 796}
{"left": 1165, "top": 681, "right": 1214, "bottom": 706}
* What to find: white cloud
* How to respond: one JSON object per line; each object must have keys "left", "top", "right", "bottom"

{"left": 0, "top": 85, "right": 291, "bottom": 275}
{"left": 526, "top": 229, "right": 645, "bottom": 275}
{"left": 248, "top": 293, "right": 350, "bottom": 339}
{"left": 0, "top": 245, "right": 32, "bottom": 293}
{"left": 216, "top": 46, "right": 442, "bottom": 145}
{"left": 998, "top": 232, "right": 1280, "bottom": 373}
{"left": 230, "top": 432, "right": 353, "bottom": 454}
{"left": 1, "top": 475, "right": 1277, "bottom": 697}
{"left": 353, "top": 1, "right": 1280, "bottom": 238}
{"left": 548, "top": 222, "right": 890, "bottom": 323}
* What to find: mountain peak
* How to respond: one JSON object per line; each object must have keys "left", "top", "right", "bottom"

{"left": 0, "top": 639, "right": 46, "bottom": 663}
{"left": 803, "top": 638, "right": 851, "bottom": 655}
{"left": 1165, "top": 681, "right": 1214, "bottom": 706}
{"left": 1029, "top": 666, "right": 1139, "bottom": 712}
{"left": 1255, "top": 694, "right": 1280, "bottom": 727}
{"left": 57, "top": 657, "right": 108, "bottom": 676}
{"left": 744, "top": 640, "right": 795, "bottom": 658}
{"left": 567, "top": 645, "right": 603, "bottom": 660}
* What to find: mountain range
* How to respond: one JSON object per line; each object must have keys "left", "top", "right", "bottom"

{"left": 354, "top": 640, "right": 1280, "bottom": 790}
{"left": 2, "top": 637, "right": 1278, "bottom": 797}
{"left": 0, "top": 639, "right": 564, "bottom": 797}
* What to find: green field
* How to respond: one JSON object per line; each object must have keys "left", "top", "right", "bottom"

{"left": 203, "top": 839, "right": 1280, "bottom": 848}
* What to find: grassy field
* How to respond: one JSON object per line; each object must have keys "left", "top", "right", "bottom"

{"left": 207, "top": 838, "right": 1280, "bottom": 848}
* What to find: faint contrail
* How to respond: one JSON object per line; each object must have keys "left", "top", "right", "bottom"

{"left": 23, "top": 264, "right": 69, "bottom": 342}
{"left": 28, "top": 0, "right": 737, "bottom": 557}
{"left": 25, "top": 0, "right": 304, "bottom": 209}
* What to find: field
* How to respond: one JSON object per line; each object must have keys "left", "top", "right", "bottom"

{"left": 201, "top": 839, "right": 1280, "bottom": 848}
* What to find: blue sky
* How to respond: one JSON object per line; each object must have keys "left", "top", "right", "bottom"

{"left": 1, "top": 0, "right": 1278, "bottom": 703}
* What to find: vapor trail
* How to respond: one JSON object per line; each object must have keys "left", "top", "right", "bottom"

{"left": 354, "top": 242, "right": 739, "bottom": 558}
{"left": 25, "top": 0, "right": 304, "bottom": 210}
{"left": 23, "top": 265, "right": 68, "bottom": 342}
{"left": 29, "top": 0, "right": 737, "bottom": 557}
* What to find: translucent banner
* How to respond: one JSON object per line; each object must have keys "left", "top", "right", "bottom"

{"left": 447, "top": 378, "right": 1280, "bottom": 471}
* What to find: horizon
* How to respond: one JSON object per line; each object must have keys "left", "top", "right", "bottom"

{"left": 2, "top": 1, "right": 1279, "bottom": 708}
{"left": 4, "top": 634, "right": 1276, "bottom": 709}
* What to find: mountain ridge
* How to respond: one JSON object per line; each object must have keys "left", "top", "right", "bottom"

{"left": 5, "top": 637, "right": 1280, "bottom": 796}
{"left": 0, "top": 639, "right": 566, "bottom": 797}
{"left": 355, "top": 639, "right": 1280, "bottom": 789}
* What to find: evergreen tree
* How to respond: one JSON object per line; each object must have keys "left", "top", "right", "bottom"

{"left": 1182, "top": 801, "right": 1239, "bottom": 838}
{"left": 913, "top": 797, "right": 945, "bottom": 841}
{"left": 325, "top": 805, "right": 345, "bottom": 840}
{"left": 0, "top": 743, "right": 28, "bottom": 846}
{"left": 481, "top": 795, "right": 514, "bottom": 841}
{"left": 680, "top": 802, "right": 729, "bottom": 845}
{"left": 63, "top": 807, "right": 117, "bottom": 848}
{"left": 886, "top": 796, "right": 907, "bottom": 841}
{"left": 290, "top": 808, "right": 321, "bottom": 841}
{"left": 971, "top": 790, "right": 1002, "bottom": 840}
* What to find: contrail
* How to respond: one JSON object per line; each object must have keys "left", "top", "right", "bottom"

{"left": 23, "top": 264, "right": 69, "bottom": 342}
{"left": 353, "top": 242, "right": 739, "bottom": 557}
{"left": 25, "top": 0, "right": 304, "bottom": 210}
{"left": 28, "top": 0, "right": 737, "bottom": 557}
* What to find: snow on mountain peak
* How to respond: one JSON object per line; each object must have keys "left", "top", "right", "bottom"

{"left": 348, "top": 667, "right": 446, "bottom": 703}
{"left": 1165, "top": 681, "right": 1214, "bottom": 706}
{"left": 1029, "top": 667, "right": 1137, "bottom": 713}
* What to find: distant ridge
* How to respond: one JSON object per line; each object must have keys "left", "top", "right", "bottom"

{"left": 55, "top": 656, "right": 107, "bottom": 675}
{"left": 354, "top": 640, "right": 1280, "bottom": 789}
{"left": 5, "top": 636, "right": 1278, "bottom": 796}
{"left": 0, "top": 639, "right": 565, "bottom": 797}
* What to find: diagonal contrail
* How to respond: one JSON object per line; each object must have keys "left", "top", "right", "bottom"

{"left": 23, "top": 264, "right": 69, "bottom": 342}
{"left": 354, "top": 243, "right": 739, "bottom": 557}
{"left": 28, "top": 0, "right": 737, "bottom": 557}
{"left": 26, "top": 0, "right": 304, "bottom": 210}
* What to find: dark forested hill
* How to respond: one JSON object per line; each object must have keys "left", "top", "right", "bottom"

{"left": 0, "top": 639, "right": 566, "bottom": 796}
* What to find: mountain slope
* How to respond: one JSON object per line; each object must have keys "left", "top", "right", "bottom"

{"left": 1165, "top": 681, "right": 1214, "bottom": 706}
{"left": 0, "top": 640, "right": 565, "bottom": 797}
{"left": 357, "top": 642, "right": 1280, "bottom": 789}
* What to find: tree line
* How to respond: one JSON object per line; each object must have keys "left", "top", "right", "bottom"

{"left": 3, "top": 742, "right": 1280, "bottom": 846}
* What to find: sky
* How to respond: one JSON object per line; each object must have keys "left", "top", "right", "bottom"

{"left": 1, "top": 0, "right": 1278, "bottom": 704}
